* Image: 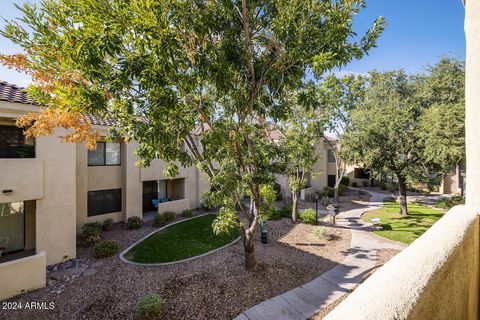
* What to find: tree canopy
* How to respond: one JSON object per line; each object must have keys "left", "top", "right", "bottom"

{"left": 1, "top": 0, "right": 385, "bottom": 270}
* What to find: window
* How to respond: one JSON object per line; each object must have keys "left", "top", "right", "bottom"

{"left": 327, "top": 149, "right": 336, "bottom": 163}
{"left": 87, "top": 189, "right": 122, "bottom": 216}
{"left": 88, "top": 142, "right": 121, "bottom": 166}
{"left": 354, "top": 168, "right": 370, "bottom": 179}
{"left": 0, "top": 125, "right": 34, "bottom": 158}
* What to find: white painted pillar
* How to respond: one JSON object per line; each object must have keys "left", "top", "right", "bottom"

{"left": 465, "top": 0, "right": 480, "bottom": 205}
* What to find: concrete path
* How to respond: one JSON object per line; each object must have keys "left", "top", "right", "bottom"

{"left": 234, "top": 189, "right": 406, "bottom": 320}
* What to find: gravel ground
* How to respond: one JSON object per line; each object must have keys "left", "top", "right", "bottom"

{"left": 2, "top": 213, "right": 351, "bottom": 320}
{"left": 309, "top": 248, "right": 401, "bottom": 320}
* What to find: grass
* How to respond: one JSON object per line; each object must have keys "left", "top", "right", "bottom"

{"left": 125, "top": 214, "right": 240, "bottom": 263}
{"left": 362, "top": 201, "right": 445, "bottom": 244}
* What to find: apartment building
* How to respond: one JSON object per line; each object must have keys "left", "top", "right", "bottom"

{"left": 0, "top": 81, "right": 209, "bottom": 299}
{"left": 0, "top": 80, "right": 341, "bottom": 300}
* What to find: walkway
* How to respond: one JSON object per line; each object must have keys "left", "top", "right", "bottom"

{"left": 234, "top": 189, "right": 406, "bottom": 320}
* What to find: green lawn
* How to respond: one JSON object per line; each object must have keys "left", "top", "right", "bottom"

{"left": 125, "top": 214, "right": 239, "bottom": 263}
{"left": 362, "top": 201, "right": 445, "bottom": 244}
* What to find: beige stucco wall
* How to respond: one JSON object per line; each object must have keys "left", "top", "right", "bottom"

{"left": 325, "top": 205, "right": 480, "bottom": 320}
{"left": 158, "top": 199, "right": 190, "bottom": 214}
{"left": 0, "top": 158, "right": 44, "bottom": 203}
{"left": 0, "top": 251, "right": 46, "bottom": 300}
{"left": 35, "top": 129, "right": 77, "bottom": 265}
{"left": 465, "top": 0, "right": 480, "bottom": 205}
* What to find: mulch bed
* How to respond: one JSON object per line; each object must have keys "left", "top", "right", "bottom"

{"left": 1, "top": 213, "right": 351, "bottom": 320}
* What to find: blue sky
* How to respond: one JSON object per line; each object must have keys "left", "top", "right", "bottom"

{"left": 0, "top": 0, "right": 466, "bottom": 86}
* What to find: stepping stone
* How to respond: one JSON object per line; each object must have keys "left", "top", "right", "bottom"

{"left": 83, "top": 268, "right": 97, "bottom": 276}
{"left": 244, "top": 296, "right": 304, "bottom": 320}
{"left": 233, "top": 314, "right": 250, "bottom": 320}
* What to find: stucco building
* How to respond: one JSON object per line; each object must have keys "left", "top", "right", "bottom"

{"left": 0, "top": 81, "right": 341, "bottom": 300}
{"left": 0, "top": 81, "right": 210, "bottom": 299}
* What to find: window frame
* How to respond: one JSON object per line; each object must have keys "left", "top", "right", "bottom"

{"left": 327, "top": 149, "right": 336, "bottom": 163}
{"left": 88, "top": 141, "right": 121, "bottom": 166}
{"left": 87, "top": 188, "right": 122, "bottom": 217}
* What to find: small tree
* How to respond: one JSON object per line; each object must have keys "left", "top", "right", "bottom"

{"left": 1, "top": 0, "right": 384, "bottom": 270}
{"left": 318, "top": 74, "right": 366, "bottom": 202}
{"left": 283, "top": 103, "right": 322, "bottom": 221}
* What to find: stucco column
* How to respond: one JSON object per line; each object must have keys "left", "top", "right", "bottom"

{"left": 465, "top": 0, "right": 480, "bottom": 205}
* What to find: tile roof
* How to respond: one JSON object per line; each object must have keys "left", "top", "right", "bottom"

{"left": 0, "top": 81, "right": 35, "bottom": 105}
{"left": 0, "top": 80, "right": 119, "bottom": 126}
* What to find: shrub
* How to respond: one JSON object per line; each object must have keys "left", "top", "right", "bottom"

{"left": 266, "top": 209, "right": 282, "bottom": 220}
{"left": 164, "top": 211, "right": 176, "bottom": 222}
{"left": 299, "top": 209, "right": 317, "bottom": 225}
{"left": 102, "top": 218, "right": 114, "bottom": 231}
{"left": 200, "top": 202, "right": 212, "bottom": 211}
{"left": 340, "top": 176, "right": 350, "bottom": 186}
{"left": 351, "top": 181, "right": 358, "bottom": 187}
{"left": 181, "top": 209, "right": 193, "bottom": 218}
{"left": 419, "top": 189, "right": 430, "bottom": 196}
{"left": 153, "top": 214, "right": 167, "bottom": 227}
{"left": 322, "top": 186, "right": 334, "bottom": 197}
{"left": 135, "top": 294, "right": 163, "bottom": 320}
{"left": 314, "top": 226, "right": 328, "bottom": 239}
{"left": 362, "top": 180, "right": 369, "bottom": 187}
{"left": 81, "top": 222, "right": 102, "bottom": 246}
{"left": 338, "top": 183, "right": 348, "bottom": 196}
{"left": 436, "top": 196, "right": 465, "bottom": 209}
{"left": 127, "top": 217, "right": 143, "bottom": 230}
{"left": 279, "top": 204, "right": 293, "bottom": 218}
{"left": 380, "top": 181, "right": 387, "bottom": 190}
{"left": 93, "top": 240, "right": 119, "bottom": 258}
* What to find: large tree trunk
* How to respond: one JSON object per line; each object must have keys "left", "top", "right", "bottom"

{"left": 397, "top": 175, "right": 408, "bottom": 216}
{"left": 291, "top": 191, "right": 299, "bottom": 222}
{"left": 243, "top": 229, "right": 257, "bottom": 271}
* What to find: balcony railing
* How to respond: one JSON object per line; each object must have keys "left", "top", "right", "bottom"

{"left": 325, "top": 205, "right": 480, "bottom": 320}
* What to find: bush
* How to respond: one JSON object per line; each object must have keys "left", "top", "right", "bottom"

{"left": 134, "top": 293, "right": 163, "bottom": 320}
{"left": 164, "top": 211, "right": 176, "bottom": 222}
{"left": 93, "top": 240, "right": 119, "bottom": 258}
{"left": 181, "top": 209, "right": 193, "bottom": 218}
{"left": 351, "top": 181, "right": 358, "bottom": 187}
{"left": 362, "top": 180, "right": 369, "bottom": 187}
{"left": 299, "top": 209, "right": 317, "bottom": 225}
{"left": 102, "top": 218, "right": 114, "bottom": 231}
{"left": 340, "top": 176, "right": 350, "bottom": 186}
{"left": 200, "top": 202, "right": 212, "bottom": 211}
{"left": 127, "top": 217, "right": 143, "bottom": 230}
{"left": 266, "top": 209, "right": 282, "bottom": 220}
{"left": 322, "top": 186, "right": 334, "bottom": 197}
{"left": 338, "top": 183, "right": 348, "bottom": 196}
{"left": 81, "top": 222, "right": 102, "bottom": 246}
{"left": 436, "top": 196, "right": 465, "bottom": 209}
{"left": 269, "top": 204, "right": 292, "bottom": 220}
{"left": 153, "top": 214, "right": 167, "bottom": 227}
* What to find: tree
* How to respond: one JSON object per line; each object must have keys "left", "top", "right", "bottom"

{"left": 417, "top": 58, "right": 465, "bottom": 178}
{"left": 1, "top": 0, "right": 384, "bottom": 270}
{"left": 318, "top": 74, "right": 366, "bottom": 202}
{"left": 342, "top": 71, "right": 424, "bottom": 215}
{"left": 282, "top": 98, "right": 322, "bottom": 222}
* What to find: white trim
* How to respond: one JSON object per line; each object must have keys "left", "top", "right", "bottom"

{"left": 119, "top": 213, "right": 241, "bottom": 266}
